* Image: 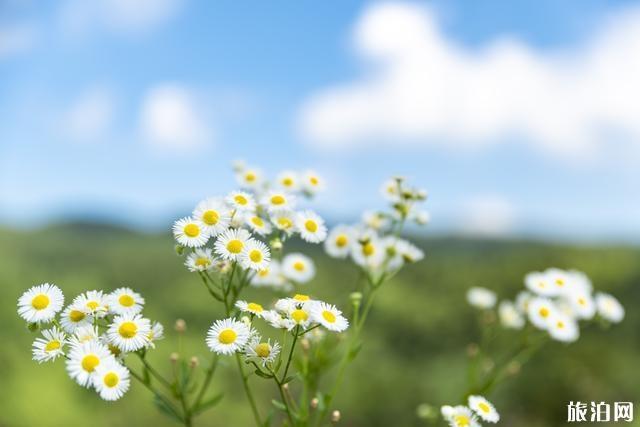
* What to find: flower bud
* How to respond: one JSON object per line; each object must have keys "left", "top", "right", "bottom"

{"left": 466, "top": 343, "right": 479, "bottom": 358}
{"left": 175, "top": 319, "right": 187, "bottom": 333}
{"left": 300, "top": 338, "right": 310, "bottom": 352}
{"left": 349, "top": 292, "right": 363, "bottom": 307}
{"left": 175, "top": 244, "right": 185, "bottom": 256}
{"left": 241, "top": 316, "right": 251, "bottom": 326}
{"left": 27, "top": 322, "right": 39, "bottom": 332}
{"left": 282, "top": 383, "right": 289, "bottom": 391}
{"left": 331, "top": 410, "right": 341, "bottom": 424}
{"left": 190, "top": 356, "right": 199, "bottom": 368}
{"left": 310, "top": 398, "right": 319, "bottom": 409}
{"left": 416, "top": 403, "right": 437, "bottom": 420}
{"left": 170, "top": 352, "right": 179, "bottom": 363}
{"left": 270, "top": 238, "right": 283, "bottom": 251}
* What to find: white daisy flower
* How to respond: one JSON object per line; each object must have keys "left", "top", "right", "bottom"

{"left": 565, "top": 291, "right": 596, "bottom": 320}
{"left": 412, "top": 210, "right": 431, "bottom": 226}
{"left": 245, "top": 214, "right": 273, "bottom": 236}
{"left": 441, "top": 405, "right": 455, "bottom": 419}
{"left": 282, "top": 253, "right": 315, "bottom": 283}
{"left": 271, "top": 211, "right": 297, "bottom": 235}
{"left": 544, "top": 268, "right": 574, "bottom": 295}
{"left": 444, "top": 406, "right": 480, "bottom": 427}
{"left": 93, "top": 359, "right": 130, "bottom": 401}
{"left": 185, "top": 248, "right": 216, "bottom": 272}
{"left": 380, "top": 179, "right": 401, "bottom": 202}
{"left": 515, "top": 291, "right": 533, "bottom": 313}
{"left": 60, "top": 302, "right": 93, "bottom": 333}
{"left": 301, "top": 170, "right": 324, "bottom": 195}
{"left": 226, "top": 191, "right": 256, "bottom": 212}
{"left": 548, "top": 312, "right": 580, "bottom": 343}
{"left": 240, "top": 239, "right": 271, "bottom": 271}
{"left": 396, "top": 239, "right": 424, "bottom": 264}
{"left": 362, "top": 211, "right": 389, "bottom": 231}
{"left": 498, "top": 301, "right": 525, "bottom": 329}
{"left": 262, "top": 310, "right": 296, "bottom": 330}
{"left": 595, "top": 292, "right": 625, "bottom": 323}
{"left": 251, "top": 261, "right": 286, "bottom": 288}
{"left": 70, "top": 325, "right": 101, "bottom": 346}
{"left": 107, "top": 287, "right": 145, "bottom": 316}
{"left": 296, "top": 210, "right": 327, "bottom": 243}
{"left": 351, "top": 234, "right": 385, "bottom": 269}
{"left": 73, "top": 290, "right": 109, "bottom": 318}
{"left": 236, "top": 167, "right": 263, "bottom": 189}
{"left": 244, "top": 335, "right": 281, "bottom": 366}
{"left": 466, "top": 287, "right": 497, "bottom": 310}
{"left": 310, "top": 302, "right": 349, "bottom": 332}
{"left": 287, "top": 306, "right": 312, "bottom": 329}
{"left": 262, "top": 191, "right": 296, "bottom": 213}
{"left": 525, "top": 271, "right": 557, "bottom": 297}
{"left": 235, "top": 300, "right": 267, "bottom": 318}
{"left": 107, "top": 314, "right": 151, "bottom": 352}
{"left": 468, "top": 395, "right": 500, "bottom": 423}
{"left": 193, "top": 198, "right": 232, "bottom": 237}
{"left": 214, "top": 228, "right": 252, "bottom": 261}
{"left": 206, "top": 318, "right": 251, "bottom": 355}
{"left": 527, "top": 297, "right": 557, "bottom": 330}
{"left": 146, "top": 321, "right": 165, "bottom": 349}
{"left": 274, "top": 294, "right": 314, "bottom": 313}
{"left": 276, "top": 170, "right": 300, "bottom": 192}
{"left": 172, "top": 217, "right": 210, "bottom": 248}
{"left": 17, "top": 283, "right": 64, "bottom": 324}
{"left": 66, "top": 340, "right": 114, "bottom": 387}
{"left": 32, "top": 327, "right": 67, "bottom": 363}
{"left": 324, "top": 225, "right": 354, "bottom": 259}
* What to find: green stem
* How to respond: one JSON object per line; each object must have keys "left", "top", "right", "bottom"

{"left": 129, "top": 368, "right": 186, "bottom": 425}
{"left": 138, "top": 353, "right": 174, "bottom": 392}
{"left": 191, "top": 354, "right": 219, "bottom": 412}
{"left": 281, "top": 326, "right": 300, "bottom": 382}
{"left": 235, "top": 353, "right": 262, "bottom": 426}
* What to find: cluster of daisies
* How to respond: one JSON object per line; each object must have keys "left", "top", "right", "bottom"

{"left": 17, "top": 283, "right": 163, "bottom": 401}
{"left": 323, "top": 177, "right": 428, "bottom": 274}
{"left": 441, "top": 396, "right": 499, "bottom": 427}
{"left": 173, "top": 162, "right": 327, "bottom": 290}
{"left": 206, "top": 294, "right": 348, "bottom": 359}
{"left": 467, "top": 268, "right": 625, "bottom": 342}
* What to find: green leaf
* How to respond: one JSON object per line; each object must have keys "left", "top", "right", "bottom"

{"left": 254, "top": 368, "right": 273, "bottom": 379}
{"left": 192, "top": 393, "right": 224, "bottom": 415}
{"left": 282, "top": 375, "right": 296, "bottom": 384}
{"left": 348, "top": 342, "right": 363, "bottom": 361}
{"left": 152, "top": 396, "right": 183, "bottom": 423}
{"left": 271, "top": 399, "right": 287, "bottom": 412}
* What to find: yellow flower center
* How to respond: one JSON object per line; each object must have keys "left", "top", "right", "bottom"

{"left": 478, "top": 402, "right": 491, "bottom": 413}
{"left": 278, "top": 217, "right": 293, "bottom": 229}
{"left": 271, "top": 195, "right": 286, "bottom": 205}
{"left": 118, "top": 321, "right": 138, "bottom": 338}
{"left": 218, "top": 328, "right": 237, "bottom": 344}
{"left": 69, "top": 310, "right": 86, "bottom": 322}
{"left": 538, "top": 281, "right": 546, "bottom": 288}
{"left": 103, "top": 372, "right": 119, "bottom": 388}
{"left": 227, "top": 239, "right": 243, "bottom": 254}
{"left": 309, "top": 176, "right": 319, "bottom": 185}
{"left": 362, "top": 243, "right": 375, "bottom": 257}
{"left": 557, "top": 321, "right": 565, "bottom": 329}
{"left": 282, "top": 177, "right": 294, "bottom": 187}
{"left": 245, "top": 172, "right": 256, "bottom": 182}
{"left": 234, "top": 195, "right": 248, "bottom": 205}
{"left": 305, "top": 220, "right": 318, "bottom": 233}
{"left": 251, "top": 216, "right": 264, "bottom": 227}
{"left": 195, "top": 257, "right": 211, "bottom": 267}
{"left": 291, "top": 309, "right": 308, "bottom": 323}
{"left": 184, "top": 223, "right": 200, "bottom": 237}
{"left": 45, "top": 340, "right": 61, "bottom": 352}
{"left": 258, "top": 268, "right": 269, "bottom": 277}
{"left": 322, "top": 310, "right": 336, "bottom": 323}
{"left": 202, "top": 210, "right": 219, "bottom": 225}
{"left": 454, "top": 415, "right": 470, "bottom": 427}
{"left": 336, "top": 235, "right": 348, "bottom": 247}
{"left": 555, "top": 278, "right": 565, "bottom": 287}
{"left": 31, "top": 294, "right": 50, "bottom": 310}
{"left": 81, "top": 354, "right": 100, "bottom": 372}
{"left": 247, "top": 302, "right": 263, "bottom": 313}
{"left": 86, "top": 301, "right": 99, "bottom": 311}
{"left": 293, "top": 261, "right": 305, "bottom": 272}
{"left": 255, "top": 343, "right": 271, "bottom": 358}
{"left": 293, "top": 294, "right": 310, "bottom": 301}
{"left": 118, "top": 295, "right": 135, "bottom": 307}
{"left": 539, "top": 307, "right": 550, "bottom": 318}
{"left": 578, "top": 297, "right": 586, "bottom": 306}
{"left": 249, "top": 249, "right": 263, "bottom": 263}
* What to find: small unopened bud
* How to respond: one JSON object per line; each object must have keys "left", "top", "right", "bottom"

{"left": 310, "top": 398, "right": 319, "bottom": 409}
{"left": 466, "top": 343, "right": 479, "bottom": 358}
{"left": 27, "top": 322, "right": 39, "bottom": 332}
{"left": 349, "top": 292, "right": 363, "bottom": 307}
{"left": 241, "top": 316, "right": 251, "bottom": 326}
{"left": 416, "top": 403, "right": 437, "bottom": 420}
{"left": 331, "top": 410, "right": 341, "bottom": 424}
{"left": 175, "top": 319, "right": 187, "bottom": 333}
{"left": 170, "top": 352, "right": 179, "bottom": 363}
{"left": 175, "top": 244, "right": 185, "bottom": 256}
{"left": 270, "top": 238, "right": 283, "bottom": 251}
{"left": 282, "top": 383, "right": 289, "bottom": 391}
{"left": 190, "top": 356, "right": 199, "bottom": 368}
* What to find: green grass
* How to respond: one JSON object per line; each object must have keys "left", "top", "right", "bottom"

{"left": 1, "top": 224, "right": 639, "bottom": 427}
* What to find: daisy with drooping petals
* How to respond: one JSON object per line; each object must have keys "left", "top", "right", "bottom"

{"left": 324, "top": 225, "right": 354, "bottom": 258}
{"left": 548, "top": 312, "right": 579, "bottom": 343}
{"left": 244, "top": 335, "right": 281, "bottom": 366}
{"left": 173, "top": 217, "right": 210, "bottom": 248}
{"left": 498, "top": 301, "right": 525, "bottom": 329}
{"left": 262, "top": 191, "right": 296, "bottom": 213}
{"left": 60, "top": 302, "right": 93, "bottom": 333}
{"left": 107, "top": 314, "right": 151, "bottom": 352}
{"left": 301, "top": 170, "right": 324, "bottom": 195}
{"left": 93, "top": 359, "right": 130, "bottom": 401}
{"left": 275, "top": 294, "right": 314, "bottom": 313}
{"left": 66, "top": 340, "right": 114, "bottom": 387}
{"left": 396, "top": 239, "right": 425, "bottom": 264}
{"left": 236, "top": 300, "right": 267, "bottom": 318}
{"left": 17, "top": 283, "right": 64, "bottom": 324}
{"left": 70, "top": 325, "right": 100, "bottom": 346}
{"left": 185, "top": 248, "right": 216, "bottom": 272}
{"left": 146, "top": 321, "right": 165, "bottom": 349}
{"left": 245, "top": 214, "right": 273, "bottom": 236}
{"left": 468, "top": 395, "right": 500, "bottom": 423}
{"left": 193, "top": 198, "right": 231, "bottom": 237}
{"left": 310, "top": 302, "right": 349, "bottom": 332}
{"left": 466, "top": 287, "right": 497, "bottom": 310}
{"left": 206, "top": 318, "right": 251, "bottom": 355}
{"left": 239, "top": 239, "right": 271, "bottom": 271}
{"left": 32, "top": 327, "right": 67, "bottom": 363}
{"left": 263, "top": 310, "right": 296, "bottom": 330}
{"left": 527, "top": 297, "right": 557, "bottom": 330}
{"left": 445, "top": 406, "right": 480, "bottom": 427}
{"left": 73, "top": 290, "right": 109, "bottom": 318}
{"left": 282, "top": 253, "right": 315, "bottom": 283}
{"left": 226, "top": 191, "right": 256, "bottom": 212}
{"left": 215, "top": 228, "right": 252, "bottom": 261}
{"left": 107, "top": 287, "right": 144, "bottom": 316}
{"left": 595, "top": 292, "right": 625, "bottom": 323}
{"left": 276, "top": 170, "right": 300, "bottom": 192}
{"left": 296, "top": 210, "right": 327, "bottom": 243}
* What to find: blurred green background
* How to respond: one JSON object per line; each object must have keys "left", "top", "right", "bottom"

{"left": 1, "top": 224, "right": 638, "bottom": 427}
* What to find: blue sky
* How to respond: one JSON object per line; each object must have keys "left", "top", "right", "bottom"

{"left": 1, "top": 0, "right": 639, "bottom": 241}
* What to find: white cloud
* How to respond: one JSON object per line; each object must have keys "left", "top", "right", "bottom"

{"left": 298, "top": 3, "right": 640, "bottom": 163}
{"left": 457, "top": 194, "right": 517, "bottom": 237}
{"left": 0, "top": 24, "right": 36, "bottom": 58}
{"left": 59, "top": 0, "right": 182, "bottom": 36}
{"left": 62, "top": 87, "right": 115, "bottom": 143}
{"left": 139, "top": 84, "right": 214, "bottom": 151}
